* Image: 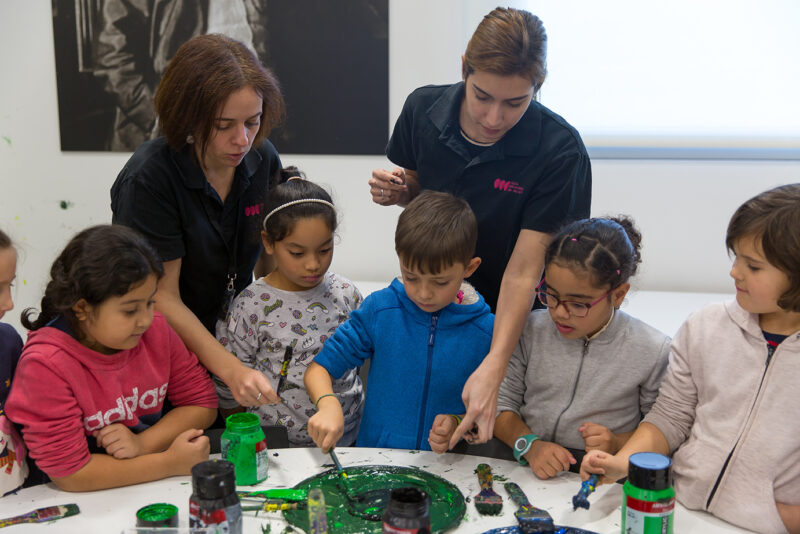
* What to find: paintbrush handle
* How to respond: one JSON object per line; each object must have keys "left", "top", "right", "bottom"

{"left": 476, "top": 463, "right": 495, "bottom": 491}
{"left": 503, "top": 482, "right": 532, "bottom": 508}
{"left": 329, "top": 448, "right": 344, "bottom": 474}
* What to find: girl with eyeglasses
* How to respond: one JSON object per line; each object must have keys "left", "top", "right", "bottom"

{"left": 491, "top": 216, "right": 670, "bottom": 479}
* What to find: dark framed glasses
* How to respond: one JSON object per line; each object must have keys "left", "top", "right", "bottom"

{"left": 535, "top": 279, "right": 614, "bottom": 318}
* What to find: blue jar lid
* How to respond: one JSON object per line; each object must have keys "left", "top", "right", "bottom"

{"left": 628, "top": 452, "right": 672, "bottom": 491}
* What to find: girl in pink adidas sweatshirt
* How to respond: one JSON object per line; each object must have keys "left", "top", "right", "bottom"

{"left": 581, "top": 184, "right": 800, "bottom": 533}
{"left": 6, "top": 225, "right": 217, "bottom": 492}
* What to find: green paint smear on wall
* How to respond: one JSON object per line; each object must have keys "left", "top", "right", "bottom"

{"left": 283, "top": 465, "right": 466, "bottom": 533}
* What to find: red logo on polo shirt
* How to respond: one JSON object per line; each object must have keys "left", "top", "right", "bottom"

{"left": 493, "top": 179, "right": 524, "bottom": 194}
{"left": 245, "top": 203, "right": 264, "bottom": 216}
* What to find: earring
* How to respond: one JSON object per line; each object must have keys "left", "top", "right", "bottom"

{"left": 186, "top": 134, "right": 195, "bottom": 144}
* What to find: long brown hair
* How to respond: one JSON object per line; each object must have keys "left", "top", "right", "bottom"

{"left": 463, "top": 7, "right": 548, "bottom": 91}
{"left": 22, "top": 225, "right": 164, "bottom": 334}
{"left": 154, "top": 33, "right": 285, "bottom": 163}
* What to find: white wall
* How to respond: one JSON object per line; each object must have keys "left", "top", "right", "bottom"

{"left": 1, "top": 1, "right": 798, "bottom": 335}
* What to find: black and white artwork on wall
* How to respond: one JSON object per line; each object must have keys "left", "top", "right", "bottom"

{"left": 52, "top": 0, "right": 389, "bottom": 155}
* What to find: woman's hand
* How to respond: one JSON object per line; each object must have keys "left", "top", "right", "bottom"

{"left": 448, "top": 357, "right": 503, "bottom": 448}
{"left": 228, "top": 363, "right": 280, "bottom": 406}
{"left": 369, "top": 167, "right": 410, "bottom": 206}
{"left": 94, "top": 424, "right": 143, "bottom": 459}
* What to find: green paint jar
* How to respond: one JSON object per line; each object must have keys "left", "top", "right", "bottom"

{"left": 220, "top": 412, "right": 268, "bottom": 485}
{"left": 135, "top": 503, "right": 178, "bottom": 528}
{"left": 622, "top": 452, "right": 675, "bottom": 534}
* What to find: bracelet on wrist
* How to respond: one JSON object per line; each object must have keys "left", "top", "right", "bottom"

{"left": 513, "top": 433, "right": 539, "bottom": 466}
{"left": 314, "top": 393, "right": 337, "bottom": 410}
{"left": 448, "top": 414, "right": 463, "bottom": 426}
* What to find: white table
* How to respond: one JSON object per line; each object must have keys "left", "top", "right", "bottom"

{"left": 0, "top": 448, "right": 751, "bottom": 533}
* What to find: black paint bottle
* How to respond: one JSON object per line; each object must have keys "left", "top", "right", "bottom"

{"left": 189, "top": 459, "right": 242, "bottom": 534}
{"left": 382, "top": 487, "right": 431, "bottom": 534}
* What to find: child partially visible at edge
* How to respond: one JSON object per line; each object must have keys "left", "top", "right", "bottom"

{"left": 0, "top": 229, "right": 28, "bottom": 495}
{"left": 215, "top": 168, "right": 364, "bottom": 446}
{"left": 430, "top": 216, "right": 670, "bottom": 477}
{"left": 305, "top": 190, "right": 494, "bottom": 452}
{"left": 6, "top": 225, "right": 217, "bottom": 492}
{"left": 581, "top": 184, "right": 800, "bottom": 534}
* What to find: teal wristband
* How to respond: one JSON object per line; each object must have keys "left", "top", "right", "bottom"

{"left": 513, "top": 433, "right": 539, "bottom": 465}
{"left": 314, "top": 393, "right": 337, "bottom": 409}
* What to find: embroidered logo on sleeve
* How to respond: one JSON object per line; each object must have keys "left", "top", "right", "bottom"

{"left": 493, "top": 179, "right": 524, "bottom": 194}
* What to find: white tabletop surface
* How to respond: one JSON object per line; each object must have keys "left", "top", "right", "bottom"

{"left": 0, "top": 447, "right": 751, "bottom": 533}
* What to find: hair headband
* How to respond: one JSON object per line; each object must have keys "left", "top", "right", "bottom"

{"left": 262, "top": 199, "right": 336, "bottom": 229}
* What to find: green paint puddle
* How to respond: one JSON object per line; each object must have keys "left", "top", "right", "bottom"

{"left": 492, "top": 474, "right": 508, "bottom": 482}
{"left": 283, "top": 465, "right": 466, "bottom": 533}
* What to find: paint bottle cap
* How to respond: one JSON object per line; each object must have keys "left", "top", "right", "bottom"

{"left": 628, "top": 452, "right": 673, "bottom": 491}
{"left": 135, "top": 503, "right": 179, "bottom": 527}
{"left": 191, "top": 459, "right": 237, "bottom": 500}
{"left": 384, "top": 487, "right": 430, "bottom": 520}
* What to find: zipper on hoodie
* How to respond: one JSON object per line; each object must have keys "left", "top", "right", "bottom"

{"left": 416, "top": 313, "right": 439, "bottom": 449}
{"left": 705, "top": 343, "right": 775, "bottom": 509}
{"left": 552, "top": 339, "right": 590, "bottom": 439}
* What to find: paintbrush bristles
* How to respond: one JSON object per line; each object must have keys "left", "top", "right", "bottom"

{"left": 572, "top": 474, "right": 598, "bottom": 511}
{"left": 474, "top": 463, "right": 503, "bottom": 515}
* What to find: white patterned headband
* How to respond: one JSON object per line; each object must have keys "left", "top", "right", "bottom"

{"left": 262, "top": 199, "right": 336, "bottom": 229}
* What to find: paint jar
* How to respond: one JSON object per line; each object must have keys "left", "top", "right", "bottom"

{"left": 135, "top": 503, "right": 178, "bottom": 530}
{"left": 189, "top": 459, "right": 242, "bottom": 534}
{"left": 622, "top": 452, "right": 675, "bottom": 534}
{"left": 220, "top": 412, "right": 268, "bottom": 485}
{"left": 382, "top": 487, "right": 431, "bottom": 534}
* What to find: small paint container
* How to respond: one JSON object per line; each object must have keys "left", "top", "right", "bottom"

{"left": 382, "top": 487, "right": 431, "bottom": 534}
{"left": 135, "top": 503, "right": 179, "bottom": 528}
{"left": 622, "top": 452, "right": 675, "bottom": 534}
{"left": 221, "top": 412, "right": 268, "bottom": 485}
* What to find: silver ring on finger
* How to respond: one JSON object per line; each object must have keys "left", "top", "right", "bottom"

{"left": 380, "top": 188, "right": 385, "bottom": 197}
{"left": 256, "top": 392, "right": 262, "bottom": 401}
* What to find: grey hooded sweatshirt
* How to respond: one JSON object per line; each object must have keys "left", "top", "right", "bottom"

{"left": 497, "top": 308, "right": 670, "bottom": 450}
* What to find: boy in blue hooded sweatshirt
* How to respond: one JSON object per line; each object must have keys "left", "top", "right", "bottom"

{"left": 305, "top": 191, "right": 494, "bottom": 451}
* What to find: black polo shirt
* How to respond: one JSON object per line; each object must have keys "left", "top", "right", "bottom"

{"left": 387, "top": 82, "right": 592, "bottom": 311}
{"left": 111, "top": 137, "right": 282, "bottom": 333}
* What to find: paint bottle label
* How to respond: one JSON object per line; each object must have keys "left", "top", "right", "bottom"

{"left": 189, "top": 498, "right": 243, "bottom": 533}
{"left": 623, "top": 495, "right": 675, "bottom": 533}
{"left": 382, "top": 526, "right": 430, "bottom": 534}
{"left": 255, "top": 438, "right": 269, "bottom": 481}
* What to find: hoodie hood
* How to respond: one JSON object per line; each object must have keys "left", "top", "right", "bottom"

{"left": 388, "top": 278, "right": 492, "bottom": 327}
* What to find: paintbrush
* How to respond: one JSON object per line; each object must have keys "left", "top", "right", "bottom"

{"left": 329, "top": 449, "right": 387, "bottom": 521}
{"left": 276, "top": 344, "right": 293, "bottom": 395}
{"left": 571, "top": 474, "right": 599, "bottom": 511}
{"left": 242, "top": 501, "right": 306, "bottom": 512}
{"left": 238, "top": 488, "right": 308, "bottom": 501}
{"left": 503, "top": 482, "right": 554, "bottom": 533}
{"left": 474, "top": 463, "right": 503, "bottom": 515}
{"left": 0, "top": 503, "right": 80, "bottom": 527}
